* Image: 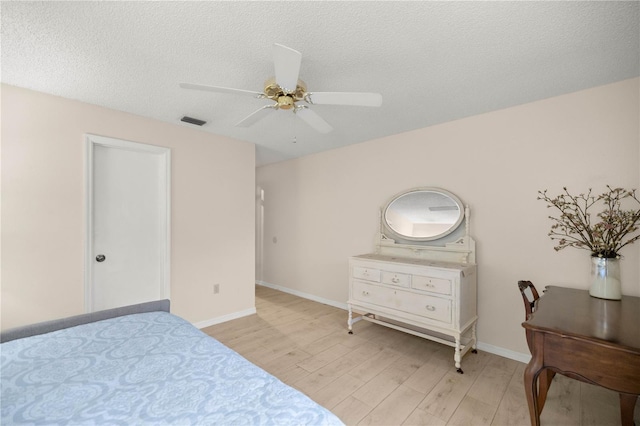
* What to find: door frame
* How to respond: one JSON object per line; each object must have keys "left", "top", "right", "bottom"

{"left": 84, "top": 134, "right": 171, "bottom": 313}
{"left": 256, "top": 186, "right": 264, "bottom": 283}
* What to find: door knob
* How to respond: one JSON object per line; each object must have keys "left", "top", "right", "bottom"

{"left": 96, "top": 254, "right": 106, "bottom": 262}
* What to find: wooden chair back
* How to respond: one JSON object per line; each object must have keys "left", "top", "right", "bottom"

{"left": 518, "top": 280, "right": 540, "bottom": 321}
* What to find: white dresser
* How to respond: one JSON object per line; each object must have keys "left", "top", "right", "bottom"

{"left": 348, "top": 187, "right": 478, "bottom": 373}
{"left": 348, "top": 254, "right": 477, "bottom": 372}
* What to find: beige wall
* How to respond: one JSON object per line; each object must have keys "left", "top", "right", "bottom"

{"left": 256, "top": 78, "right": 640, "bottom": 357}
{"left": 1, "top": 84, "right": 256, "bottom": 330}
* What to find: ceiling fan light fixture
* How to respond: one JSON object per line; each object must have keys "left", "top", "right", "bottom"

{"left": 263, "top": 77, "right": 279, "bottom": 98}
{"left": 277, "top": 95, "right": 295, "bottom": 110}
{"left": 263, "top": 77, "right": 307, "bottom": 101}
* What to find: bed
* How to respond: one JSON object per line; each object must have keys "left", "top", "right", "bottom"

{"left": 0, "top": 301, "right": 344, "bottom": 425}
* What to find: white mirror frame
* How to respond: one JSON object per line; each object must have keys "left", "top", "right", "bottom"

{"left": 382, "top": 187, "right": 464, "bottom": 242}
{"left": 376, "top": 187, "right": 476, "bottom": 264}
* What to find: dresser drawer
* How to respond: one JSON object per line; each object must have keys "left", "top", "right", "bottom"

{"left": 352, "top": 281, "right": 451, "bottom": 323}
{"left": 402, "top": 292, "right": 451, "bottom": 323}
{"left": 353, "top": 266, "right": 381, "bottom": 282}
{"left": 381, "top": 271, "right": 411, "bottom": 288}
{"left": 353, "top": 281, "right": 392, "bottom": 305}
{"left": 412, "top": 275, "right": 452, "bottom": 295}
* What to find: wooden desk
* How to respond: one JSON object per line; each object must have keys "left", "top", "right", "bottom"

{"left": 522, "top": 286, "right": 640, "bottom": 426}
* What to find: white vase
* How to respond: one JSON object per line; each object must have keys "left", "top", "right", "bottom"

{"left": 589, "top": 256, "right": 622, "bottom": 300}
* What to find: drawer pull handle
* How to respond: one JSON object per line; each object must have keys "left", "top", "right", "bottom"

{"left": 426, "top": 283, "right": 435, "bottom": 288}
{"left": 425, "top": 305, "right": 436, "bottom": 311}
{"left": 391, "top": 277, "right": 400, "bottom": 283}
{"left": 362, "top": 291, "right": 369, "bottom": 296}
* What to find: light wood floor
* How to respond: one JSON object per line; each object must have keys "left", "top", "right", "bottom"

{"left": 203, "top": 285, "right": 639, "bottom": 425}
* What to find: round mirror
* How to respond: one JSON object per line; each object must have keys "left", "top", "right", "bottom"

{"left": 383, "top": 188, "right": 464, "bottom": 241}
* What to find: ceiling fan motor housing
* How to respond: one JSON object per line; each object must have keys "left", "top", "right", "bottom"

{"left": 264, "top": 77, "right": 307, "bottom": 102}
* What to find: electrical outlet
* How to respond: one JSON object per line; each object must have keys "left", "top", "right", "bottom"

{"left": 213, "top": 284, "right": 220, "bottom": 294}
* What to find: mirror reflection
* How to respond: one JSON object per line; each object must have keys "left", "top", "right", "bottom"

{"left": 384, "top": 189, "right": 463, "bottom": 240}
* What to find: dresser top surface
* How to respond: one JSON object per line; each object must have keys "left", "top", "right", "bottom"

{"left": 352, "top": 253, "right": 476, "bottom": 273}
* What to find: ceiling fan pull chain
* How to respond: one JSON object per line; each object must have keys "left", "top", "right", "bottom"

{"left": 292, "top": 114, "right": 297, "bottom": 144}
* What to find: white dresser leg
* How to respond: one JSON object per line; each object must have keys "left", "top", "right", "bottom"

{"left": 455, "top": 337, "right": 463, "bottom": 374}
{"left": 348, "top": 305, "right": 354, "bottom": 334}
{"left": 471, "top": 321, "right": 478, "bottom": 353}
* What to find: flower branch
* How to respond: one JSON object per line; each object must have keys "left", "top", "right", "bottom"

{"left": 538, "top": 186, "right": 640, "bottom": 258}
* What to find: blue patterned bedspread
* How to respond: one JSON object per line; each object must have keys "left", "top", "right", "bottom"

{"left": 1, "top": 312, "right": 344, "bottom": 425}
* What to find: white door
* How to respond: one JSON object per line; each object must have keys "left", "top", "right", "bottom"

{"left": 85, "top": 134, "right": 170, "bottom": 312}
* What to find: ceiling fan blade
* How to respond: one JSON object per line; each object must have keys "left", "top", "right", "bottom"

{"left": 235, "top": 105, "right": 277, "bottom": 127}
{"left": 273, "top": 43, "right": 302, "bottom": 94}
{"left": 295, "top": 107, "right": 333, "bottom": 133}
{"left": 306, "top": 92, "right": 383, "bottom": 107}
{"left": 179, "top": 83, "right": 264, "bottom": 98}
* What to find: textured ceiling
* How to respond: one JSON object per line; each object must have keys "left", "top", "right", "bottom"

{"left": 2, "top": 1, "right": 639, "bottom": 166}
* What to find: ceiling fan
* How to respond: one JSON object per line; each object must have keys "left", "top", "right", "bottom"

{"left": 179, "top": 43, "right": 382, "bottom": 134}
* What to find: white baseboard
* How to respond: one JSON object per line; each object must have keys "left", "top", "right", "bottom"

{"left": 476, "top": 341, "right": 531, "bottom": 364}
{"left": 256, "top": 280, "right": 348, "bottom": 310}
{"left": 256, "top": 280, "right": 531, "bottom": 364}
{"left": 192, "top": 307, "right": 257, "bottom": 330}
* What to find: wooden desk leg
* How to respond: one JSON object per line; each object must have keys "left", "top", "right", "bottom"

{"left": 524, "top": 332, "right": 547, "bottom": 426}
{"left": 537, "top": 370, "right": 555, "bottom": 414}
{"left": 524, "top": 357, "right": 543, "bottom": 426}
{"left": 619, "top": 393, "right": 637, "bottom": 426}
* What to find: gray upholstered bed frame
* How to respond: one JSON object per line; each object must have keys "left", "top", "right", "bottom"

{"left": 0, "top": 299, "right": 170, "bottom": 343}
